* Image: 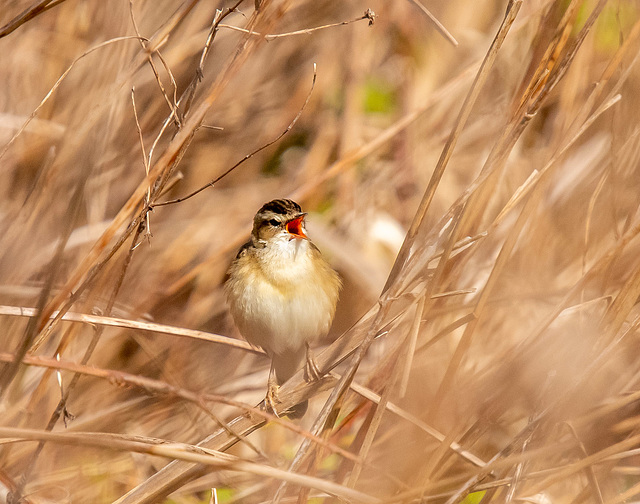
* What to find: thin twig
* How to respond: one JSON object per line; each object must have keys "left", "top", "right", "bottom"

{"left": 0, "top": 36, "right": 147, "bottom": 163}
{"left": 382, "top": 0, "right": 522, "bottom": 293}
{"left": 218, "top": 9, "right": 376, "bottom": 40}
{"left": 0, "top": 304, "right": 260, "bottom": 354}
{"left": 0, "top": 351, "right": 362, "bottom": 464}
{"left": 129, "top": 0, "right": 179, "bottom": 123}
{"left": 14, "top": 204, "right": 152, "bottom": 500}
{"left": 131, "top": 88, "right": 150, "bottom": 174}
{"left": 154, "top": 50, "right": 180, "bottom": 118}
{"left": 153, "top": 63, "right": 318, "bottom": 207}
{"left": 131, "top": 87, "right": 153, "bottom": 242}
{"left": 399, "top": 294, "right": 425, "bottom": 397}
{"left": 0, "top": 0, "right": 67, "bottom": 38}
{"left": 407, "top": 0, "right": 458, "bottom": 46}
{"left": 0, "top": 427, "right": 382, "bottom": 504}
{"left": 181, "top": 1, "right": 245, "bottom": 120}
{"left": 32, "top": 0, "right": 269, "bottom": 359}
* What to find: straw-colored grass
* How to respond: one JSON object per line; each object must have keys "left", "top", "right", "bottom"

{"left": 1, "top": 0, "right": 640, "bottom": 503}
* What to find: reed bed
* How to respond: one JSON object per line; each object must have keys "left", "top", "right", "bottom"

{"left": 1, "top": 0, "right": 639, "bottom": 503}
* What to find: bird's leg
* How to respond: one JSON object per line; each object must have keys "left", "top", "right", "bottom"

{"left": 266, "top": 363, "right": 281, "bottom": 418}
{"left": 304, "top": 342, "right": 322, "bottom": 382}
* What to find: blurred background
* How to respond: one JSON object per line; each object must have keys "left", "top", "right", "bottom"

{"left": 1, "top": 0, "right": 640, "bottom": 502}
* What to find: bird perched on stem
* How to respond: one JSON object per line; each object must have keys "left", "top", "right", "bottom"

{"left": 225, "top": 199, "right": 341, "bottom": 417}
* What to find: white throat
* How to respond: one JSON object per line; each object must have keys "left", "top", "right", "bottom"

{"left": 257, "top": 235, "right": 314, "bottom": 286}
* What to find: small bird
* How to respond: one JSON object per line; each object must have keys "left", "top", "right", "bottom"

{"left": 225, "top": 199, "right": 341, "bottom": 417}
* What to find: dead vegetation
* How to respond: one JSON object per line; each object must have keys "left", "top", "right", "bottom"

{"left": 1, "top": 0, "right": 640, "bottom": 503}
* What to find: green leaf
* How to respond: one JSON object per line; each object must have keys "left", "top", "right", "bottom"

{"left": 594, "top": 2, "right": 638, "bottom": 52}
{"left": 362, "top": 78, "right": 397, "bottom": 115}
{"left": 461, "top": 491, "right": 487, "bottom": 504}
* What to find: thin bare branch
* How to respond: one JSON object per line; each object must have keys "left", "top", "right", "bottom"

{"left": 0, "top": 0, "right": 67, "bottom": 38}
{"left": 0, "top": 36, "right": 147, "bottom": 163}
{"left": 129, "top": 0, "right": 179, "bottom": 123}
{"left": 0, "top": 305, "right": 260, "bottom": 354}
{"left": 0, "top": 427, "right": 382, "bottom": 504}
{"left": 154, "top": 63, "right": 318, "bottom": 207}
{"left": 407, "top": 0, "right": 458, "bottom": 46}
{"left": 218, "top": 9, "right": 376, "bottom": 40}
{"left": 383, "top": 0, "right": 522, "bottom": 293}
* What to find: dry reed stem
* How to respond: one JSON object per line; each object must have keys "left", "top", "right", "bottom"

{"left": 106, "top": 0, "right": 624, "bottom": 500}
{"left": 2, "top": 0, "right": 640, "bottom": 502}
{"left": 0, "top": 427, "right": 381, "bottom": 504}
{"left": 218, "top": 9, "right": 376, "bottom": 41}
{"left": 0, "top": 35, "right": 148, "bottom": 164}
{"left": 14, "top": 192, "right": 152, "bottom": 497}
{"left": 117, "top": 301, "right": 422, "bottom": 502}
{"left": 406, "top": 0, "right": 458, "bottom": 46}
{"left": 383, "top": 0, "right": 523, "bottom": 294}
{"left": 165, "top": 62, "right": 477, "bottom": 300}
{"left": 0, "top": 351, "right": 365, "bottom": 463}
{"left": 0, "top": 0, "right": 68, "bottom": 38}
{"left": 345, "top": 340, "right": 402, "bottom": 489}
{"left": 429, "top": 183, "right": 544, "bottom": 417}
{"left": 31, "top": 4, "right": 268, "bottom": 346}
{"left": 268, "top": 4, "right": 525, "bottom": 500}
{"left": 0, "top": 305, "right": 260, "bottom": 352}
{"left": 416, "top": 1, "right": 618, "bottom": 436}
{"left": 155, "top": 64, "right": 318, "bottom": 207}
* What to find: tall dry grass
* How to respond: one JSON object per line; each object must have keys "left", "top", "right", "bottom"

{"left": 1, "top": 0, "right": 640, "bottom": 503}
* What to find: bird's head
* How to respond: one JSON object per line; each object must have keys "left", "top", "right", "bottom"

{"left": 252, "top": 199, "right": 308, "bottom": 246}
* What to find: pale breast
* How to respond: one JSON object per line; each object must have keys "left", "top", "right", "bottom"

{"left": 226, "top": 239, "right": 340, "bottom": 356}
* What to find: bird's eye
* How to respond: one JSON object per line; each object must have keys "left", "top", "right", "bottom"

{"left": 268, "top": 219, "right": 280, "bottom": 227}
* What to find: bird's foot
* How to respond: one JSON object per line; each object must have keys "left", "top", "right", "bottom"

{"left": 266, "top": 375, "right": 281, "bottom": 418}
{"left": 304, "top": 343, "right": 322, "bottom": 382}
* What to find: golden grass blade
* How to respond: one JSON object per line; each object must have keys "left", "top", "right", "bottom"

{"left": 0, "top": 305, "right": 259, "bottom": 353}
{"left": 407, "top": 0, "right": 458, "bottom": 47}
{"left": 3, "top": 0, "right": 640, "bottom": 502}
{"left": 383, "top": 0, "right": 523, "bottom": 294}
{"left": 0, "top": 427, "right": 381, "bottom": 504}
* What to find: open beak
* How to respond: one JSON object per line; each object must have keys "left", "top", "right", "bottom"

{"left": 286, "top": 214, "right": 307, "bottom": 239}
